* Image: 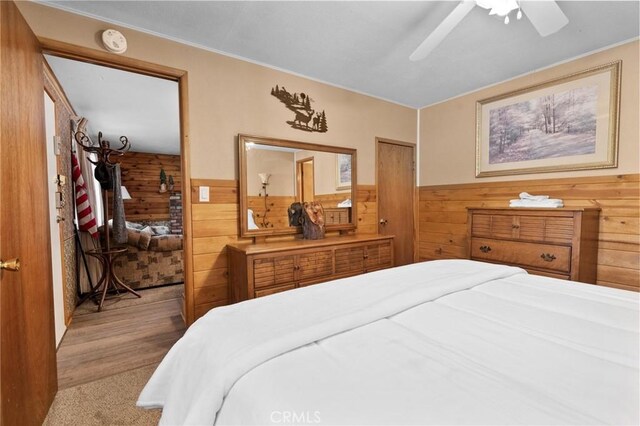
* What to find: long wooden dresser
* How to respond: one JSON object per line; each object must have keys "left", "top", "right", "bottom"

{"left": 467, "top": 208, "right": 600, "bottom": 283}
{"left": 227, "top": 234, "right": 394, "bottom": 302}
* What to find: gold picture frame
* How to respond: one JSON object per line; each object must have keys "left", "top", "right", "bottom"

{"left": 476, "top": 61, "right": 621, "bottom": 177}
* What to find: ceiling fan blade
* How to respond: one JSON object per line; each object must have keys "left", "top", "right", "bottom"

{"left": 410, "top": 1, "right": 476, "bottom": 62}
{"left": 520, "top": 0, "right": 569, "bottom": 37}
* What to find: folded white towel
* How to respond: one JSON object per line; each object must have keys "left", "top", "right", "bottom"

{"left": 519, "top": 192, "right": 550, "bottom": 201}
{"left": 510, "top": 199, "right": 564, "bottom": 208}
{"left": 510, "top": 198, "right": 563, "bottom": 204}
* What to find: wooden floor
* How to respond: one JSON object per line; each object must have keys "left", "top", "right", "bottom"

{"left": 56, "top": 285, "right": 186, "bottom": 390}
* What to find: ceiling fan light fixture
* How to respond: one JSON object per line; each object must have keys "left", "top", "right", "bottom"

{"left": 477, "top": 0, "right": 519, "bottom": 17}
{"left": 410, "top": 0, "right": 568, "bottom": 62}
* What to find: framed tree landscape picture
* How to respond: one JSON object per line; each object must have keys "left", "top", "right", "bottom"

{"left": 476, "top": 61, "right": 621, "bottom": 177}
{"left": 336, "top": 153, "right": 352, "bottom": 190}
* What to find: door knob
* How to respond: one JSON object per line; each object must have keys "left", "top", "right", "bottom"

{"left": 0, "top": 258, "right": 20, "bottom": 272}
{"left": 379, "top": 218, "right": 388, "bottom": 225}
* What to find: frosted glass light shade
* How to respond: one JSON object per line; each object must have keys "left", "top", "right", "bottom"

{"left": 121, "top": 185, "right": 132, "bottom": 200}
{"left": 258, "top": 173, "right": 271, "bottom": 185}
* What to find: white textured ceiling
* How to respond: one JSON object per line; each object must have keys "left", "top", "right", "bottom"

{"left": 42, "top": 1, "right": 639, "bottom": 109}
{"left": 45, "top": 55, "right": 180, "bottom": 155}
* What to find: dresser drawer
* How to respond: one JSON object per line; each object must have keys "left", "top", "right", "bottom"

{"left": 471, "top": 238, "right": 571, "bottom": 273}
{"left": 228, "top": 235, "right": 396, "bottom": 304}
{"left": 253, "top": 256, "right": 295, "bottom": 289}
{"left": 467, "top": 208, "right": 599, "bottom": 284}
{"left": 471, "top": 214, "right": 575, "bottom": 244}
{"left": 365, "top": 241, "right": 393, "bottom": 271}
{"left": 297, "top": 250, "right": 334, "bottom": 281}
{"left": 335, "top": 246, "right": 365, "bottom": 275}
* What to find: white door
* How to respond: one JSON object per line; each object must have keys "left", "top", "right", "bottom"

{"left": 44, "top": 91, "right": 67, "bottom": 347}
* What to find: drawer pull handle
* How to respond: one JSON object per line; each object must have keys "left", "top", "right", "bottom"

{"left": 511, "top": 224, "right": 520, "bottom": 229}
{"left": 479, "top": 245, "right": 492, "bottom": 253}
{"left": 363, "top": 254, "right": 369, "bottom": 259}
{"left": 540, "top": 253, "right": 556, "bottom": 262}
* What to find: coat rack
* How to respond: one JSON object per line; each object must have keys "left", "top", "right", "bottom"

{"left": 75, "top": 130, "right": 140, "bottom": 311}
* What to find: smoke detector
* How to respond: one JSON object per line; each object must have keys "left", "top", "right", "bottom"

{"left": 101, "top": 29, "right": 127, "bottom": 54}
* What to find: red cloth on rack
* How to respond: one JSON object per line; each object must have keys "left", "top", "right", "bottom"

{"left": 72, "top": 153, "right": 99, "bottom": 238}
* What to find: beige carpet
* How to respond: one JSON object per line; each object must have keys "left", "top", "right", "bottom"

{"left": 44, "top": 364, "right": 162, "bottom": 425}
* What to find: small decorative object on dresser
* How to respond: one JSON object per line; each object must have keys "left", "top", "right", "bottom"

{"left": 227, "top": 234, "right": 394, "bottom": 302}
{"left": 302, "top": 201, "right": 325, "bottom": 240}
{"left": 287, "top": 202, "right": 303, "bottom": 226}
{"left": 467, "top": 207, "right": 600, "bottom": 283}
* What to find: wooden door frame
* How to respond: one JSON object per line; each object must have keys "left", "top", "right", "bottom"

{"left": 37, "top": 39, "right": 195, "bottom": 325}
{"left": 43, "top": 60, "right": 90, "bottom": 329}
{"left": 295, "top": 156, "right": 314, "bottom": 202}
{"left": 43, "top": 77, "right": 70, "bottom": 341}
{"left": 375, "top": 137, "right": 418, "bottom": 263}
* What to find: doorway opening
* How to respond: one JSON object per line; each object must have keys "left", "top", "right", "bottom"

{"left": 42, "top": 52, "right": 189, "bottom": 390}
{"left": 296, "top": 157, "right": 315, "bottom": 202}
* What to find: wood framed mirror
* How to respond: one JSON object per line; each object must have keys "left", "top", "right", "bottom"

{"left": 239, "top": 134, "right": 357, "bottom": 238}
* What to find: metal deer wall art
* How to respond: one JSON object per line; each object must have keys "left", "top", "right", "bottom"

{"left": 271, "top": 85, "right": 328, "bottom": 133}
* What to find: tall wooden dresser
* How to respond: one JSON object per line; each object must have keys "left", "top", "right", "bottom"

{"left": 227, "top": 234, "right": 394, "bottom": 302}
{"left": 467, "top": 208, "right": 600, "bottom": 283}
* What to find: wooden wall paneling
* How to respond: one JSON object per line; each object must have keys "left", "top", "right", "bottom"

{"left": 247, "top": 195, "right": 295, "bottom": 229}
{"left": 315, "top": 192, "right": 352, "bottom": 207}
{"left": 191, "top": 179, "right": 243, "bottom": 317}
{"left": 418, "top": 174, "right": 640, "bottom": 292}
{"left": 191, "top": 179, "right": 238, "bottom": 204}
{"left": 118, "top": 151, "right": 181, "bottom": 223}
{"left": 192, "top": 219, "right": 239, "bottom": 238}
{"left": 190, "top": 181, "right": 380, "bottom": 320}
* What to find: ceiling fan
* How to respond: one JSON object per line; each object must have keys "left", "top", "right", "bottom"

{"left": 410, "top": 0, "right": 569, "bottom": 61}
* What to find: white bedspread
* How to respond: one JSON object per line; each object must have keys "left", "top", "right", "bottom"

{"left": 138, "top": 260, "right": 640, "bottom": 425}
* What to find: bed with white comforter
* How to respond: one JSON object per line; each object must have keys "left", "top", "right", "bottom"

{"left": 138, "top": 260, "right": 639, "bottom": 425}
